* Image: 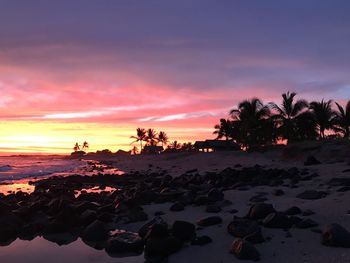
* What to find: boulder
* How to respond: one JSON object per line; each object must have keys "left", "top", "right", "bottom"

{"left": 321, "top": 223, "right": 350, "bottom": 248}
{"left": 197, "top": 216, "right": 222, "bottom": 227}
{"left": 81, "top": 220, "right": 109, "bottom": 242}
{"left": 105, "top": 230, "right": 144, "bottom": 255}
{"left": 170, "top": 202, "right": 184, "bottom": 212}
{"left": 296, "top": 190, "right": 327, "bottom": 200}
{"left": 230, "top": 238, "right": 260, "bottom": 261}
{"left": 227, "top": 218, "right": 264, "bottom": 243}
{"left": 144, "top": 236, "right": 183, "bottom": 260}
{"left": 247, "top": 203, "right": 275, "bottom": 220}
{"left": 262, "top": 213, "right": 293, "bottom": 229}
{"left": 172, "top": 221, "right": 196, "bottom": 242}
{"left": 304, "top": 156, "right": 321, "bottom": 166}
{"left": 206, "top": 205, "right": 222, "bottom": 213}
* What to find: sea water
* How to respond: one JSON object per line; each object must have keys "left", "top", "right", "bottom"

{"left": 0, "top": 155, "right": 83, "bottom": 182}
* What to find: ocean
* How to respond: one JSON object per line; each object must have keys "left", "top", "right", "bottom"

{"left": 0, "top": 155, "right": 84, "bottom": 182}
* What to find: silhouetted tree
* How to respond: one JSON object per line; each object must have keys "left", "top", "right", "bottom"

{"left": 158, "top": 131, "right": 169, "bottom": 147}
{"left": 309, "top": 100, "right": 336, "bottom": 139}
{"left": 213, "top": 119, "right": 233, "bottom": 140}
{"left": 181, "top": 142, "right": 195, "bottom": 152}
{"left": 73, "top": 142, "right": 80, "bottom": 152}
{"left": 230, "top": 98, "right": 271, "bottom": 148}
{"left": 270, "top": 91, "right": 309, "bottom": 143}
{"left": 334, "top": 101, "right": 350, "bottom": 138}
{"left": 169, "top": 140, "right": 181, "bottom": 150}
{"left": 82, "top": 141, "right": 89, "bottom": 151}
{"left": 130, "top": 128, "right": 146, "bottom": 153}
{"left": 146, "top": 128, "right": 158, "bottom": 146}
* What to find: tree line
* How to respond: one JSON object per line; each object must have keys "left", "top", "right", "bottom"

{"left": 131, "top": 128, "right": 195, "bottom": 154}
{"left": 213, "top": 92, "right": 350, "bottom": 150}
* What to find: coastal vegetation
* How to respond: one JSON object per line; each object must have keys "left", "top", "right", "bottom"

{"left": 214, "top": 92, "right": 350, "bottom": 150}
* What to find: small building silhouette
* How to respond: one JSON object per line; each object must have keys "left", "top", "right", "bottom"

{"left": 194, "top": 140, "right": 240, "bottom": 152}
{"left": 143, "top": 145, "right": 164, "bottom": 154}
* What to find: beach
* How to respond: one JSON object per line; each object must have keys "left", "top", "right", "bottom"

{"left": 0, "top": 142, "right": 349, "bottom": 262}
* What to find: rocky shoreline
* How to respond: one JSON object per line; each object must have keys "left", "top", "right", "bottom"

{"left": 0, "top": 156, "right": 350, "bottom": 262}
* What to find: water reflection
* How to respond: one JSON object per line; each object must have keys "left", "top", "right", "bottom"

{"left": 0, "top": 237, "right": 143, "bottom": 263}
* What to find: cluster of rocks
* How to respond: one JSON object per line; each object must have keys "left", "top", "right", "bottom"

{"left": 227, "top": 203, "right": 350, "bottom": 261}
{"left": 0, "top": 161, "right": 348, "bottom": 261}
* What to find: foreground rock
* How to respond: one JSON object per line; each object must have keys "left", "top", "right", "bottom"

{"left": 105, "top": 231, "right": 144, "bottom": 256}
{"left": 321, "top": 224, "right": 350, "bottom": 248}
{"left": 227, "top": 217, "right": 264, "bottom": 243}
{"left": 230, "top": 238, "right": 260, "bottom": 261}
{"left": 197, "top": 216, "right": 222, "bottom": 227}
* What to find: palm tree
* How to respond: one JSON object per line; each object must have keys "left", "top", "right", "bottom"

{"left": 146, "top": 128, "right": 158, "bottom": 146}
{"left": 158, "top": 131, "right": 169, "bottom": 147}
{"left": 73, "top": 142, "right": 80, "bottom": 152}
{"left": 82, "top": 141, "right": 89, "bottom": 151}
{"left": 270, "top": 91, "right": 309, "bottom": 143}
{"left": 309, "top": 100, "right": 336, "bottom": 139}
{"left": 334, "top": 101, "right": 350, "bottom": 138}
{"left": 130, "top": 128, "right": 146, "bottom": 153}
{"left": 131, "top": 146, "right": 139, "bottom": 155}
{"left": 181, "top": 142, "right": 195, "bottom": 152}
{"left": 213, "top": 119, "right": 232, "bottom": 140}
{"left": 230, "top": 98, "right": 271, "bottom": 148}
{"left": 169, "top": 140, "right": 181, "bottom": 150}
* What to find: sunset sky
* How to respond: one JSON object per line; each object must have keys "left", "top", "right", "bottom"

{"left": 1, "top": 0, "right": 350, "bottom": 154}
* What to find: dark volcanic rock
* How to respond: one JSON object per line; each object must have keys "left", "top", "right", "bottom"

{"left": 138, "top": 217, "right": 168, "bottom": 239}
{"left": 272, "top": 189, "right": 285, "bottom": 196}
{"left": 207, "top": 188, "right": 224, "bottom": 202}
{"left": 247, "top": 203, "right": 275, "bottom": 220}
{"left": 284, "top": 206, "right": 302, "bottom": 215}
{"left": 170, "top": 202, "right": 184, "bottom": 212}
{"left": 206, "top": 205, "right": 222, "bottom": 213}
{"left": 197, "top": 216, "right": 222, "bottom": 227}
{"left": 296, "top": 190, "right": 327, "bottom": 200}
{"left": 321, "top": 223, "right": 350, "bottom": 248}
{"left": 145, "top": 223, "right": 169, "bottom": 240}
{"left": 172, "top": 221, "right": 196, "bottom": 242}
{"left": 144, "top": 236, "right": 183, "bottom": 261}
{"left": 296, "top": 218, "right": 318, "bottom": 229}
{"left": 81, "top": 220, "right": 109, "bottom": 242}
{"left": 105, "top": 231, "right": 144, "bottom": 255}
{"left": 227, "top": 217, "right": 264, "bottom": 243}
{"left": 304, "top": 156, "right": 321, "bottom": 166}
{"left": 230, "top": 238, "right": 260, "bottom": 261}
{"left": 191, "top": 235, "right": 212, "bottom": 246}
{"left": 262, "top": 212, "right": 293, "bottom": 229}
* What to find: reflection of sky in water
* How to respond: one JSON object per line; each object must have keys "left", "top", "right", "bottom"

{"left": 0, "top": 237, "right": 143, "bottom": 263}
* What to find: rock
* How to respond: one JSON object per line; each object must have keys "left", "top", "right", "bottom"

{"left": 81, "top": 220, "right": 109, "bottom": 242}
{"left": 284, "top": 206, "right": 302, "bottom": 215}
{"left": 138, "top": 217, "right": 168, "bottom": 239}
{"left": 172, "top": 221, "right": 196, "bottom": 242}
{"left": 304, "top": 156, "right": 321, "bottom": 166}
{"left": 247, "top": 203, "right": 275, "bottom": 220}
{"left": 206, "top": 205, "right": 222, "bottom": 213}
{"left": 296, "top": 190, "right": 327, "bottom": 200}
{"left": 272, "top": 189, "right": 284, "bottom": 196}
{"left": 145, "top": 223, "right": 169, "bottom": 240}
{"left": 302, "top": 209, "right": 315, "bottom": 216}
{"left": 262, "top": 213, "right": 293, "bottom": 229}
{"left": 197, "top": 216, "right": 222, "bottom": 227}
{"left": 230, "top": 238, "right": 260, "bottom": 261}
{"left": 79, "top": 209, "right": 97, "bottom": 225}
{"left": 194, "top": 196, "right": 209, "bottom": 206}
{"left": 191, "top": 235, "right": 212, "bottom": 246}
{"left": 296, "top": 219, "right": 318, "bottom": 229}
{"left": 144, "top": 236, "right": 183, "bottom": 260}
{"left": 105, "top": 230, "right": 144, "bottom": 255}
{"left": 227, "top": 217, "right": 264, "bottom": 243}
{"left": 321, "top": 223, "right": 350, "bottom": 248}
{"left": 207, "top": 188, "right": 224, "bottom": 202}
{"left": 170, "top": 202, "right": 184, "bottom": 212}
